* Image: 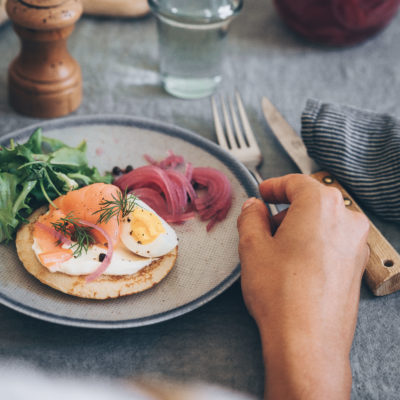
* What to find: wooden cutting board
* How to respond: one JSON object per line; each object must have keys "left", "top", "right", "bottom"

{"left": 82, "top": 0, "right": 149, "bottom": 18}
{"left": 0, "top": 0, "right": 6, "bottom": 25}
{"left": 0, "top": 0, "right": 150, "bottom": 25}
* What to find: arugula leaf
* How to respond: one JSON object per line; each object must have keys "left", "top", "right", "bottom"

{"left": 0, "top": 129, "right": 111, "bottom": 243}
{"left": 42, "top": 136, "right": 74, "bottom": 152}
{"left": 24, "top": 128, "right": 42, "bottom": 153}
{"left": 50, "top": 170, "right": 79, "bottom": 192}
{"left": 49, "top": 147, "right": 88, "bottom": 170}
{"left": 0, "top": 173, "right": 35, "bottom": 242}
{"left": 0, "top": 173, "right": 20, "bottom": 242}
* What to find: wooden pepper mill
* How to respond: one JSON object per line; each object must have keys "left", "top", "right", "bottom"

{"left": 6, "top": 0, "right": 83, "bottom": 118}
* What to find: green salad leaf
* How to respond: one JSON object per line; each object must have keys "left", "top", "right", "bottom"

{"left": 0, "top": 173, "right": 30, "bottom": 242}
{"left": 0, "top": 128, "right": 112, "bottom": 243}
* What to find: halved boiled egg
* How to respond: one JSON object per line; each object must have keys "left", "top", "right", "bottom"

{"left": 120, "top": 197, "right": 178, "bottom": 258}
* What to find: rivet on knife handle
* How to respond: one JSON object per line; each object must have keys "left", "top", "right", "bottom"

{"left": 312, "top": 171, "right": 400, "bottom": 296}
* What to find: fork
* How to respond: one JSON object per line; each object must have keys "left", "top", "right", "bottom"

{"left": 211, "top": 92, "right": 278, "bottom": 215}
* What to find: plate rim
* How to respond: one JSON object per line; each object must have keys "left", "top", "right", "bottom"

{"left": 0, "top": 114, "right": 258, "bottom": 329}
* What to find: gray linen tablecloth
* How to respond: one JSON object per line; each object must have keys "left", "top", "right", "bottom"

{"left": 0, "top": 2, "right": 400, "bottom": 399}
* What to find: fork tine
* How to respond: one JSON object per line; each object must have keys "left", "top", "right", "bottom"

{"left": 229, "top": 96, "right": 247, "bottom": 148}
{"left": 212, "top": 96, "right": 229, "bottom": 150}
{"left": 220, "top": 95, "right": 238, "bottom": 149}
{"left": 235, "top": 91, "right": 258, "bottom": 148}
{"left": 212, "top": 93, "right": 279, "bottom": 217}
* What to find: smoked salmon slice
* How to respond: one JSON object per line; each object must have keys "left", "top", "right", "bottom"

{"left": 51, "top": 183, "right": 121, "bottom": 246}
{"left": 33, "top": 183, "right": 122, "bottom": 269}
{"left": 38, "top": 249, "right": 74, "bottom": 267}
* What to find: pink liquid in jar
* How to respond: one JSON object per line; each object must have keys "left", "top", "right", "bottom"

{"left": 274, "top": 0, "right": 400, "bottom": 46}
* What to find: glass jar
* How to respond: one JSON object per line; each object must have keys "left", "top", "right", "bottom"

{"left": 274, "top": 0, "right": 400, "bottom": 46}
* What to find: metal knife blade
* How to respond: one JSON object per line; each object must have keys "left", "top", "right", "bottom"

{"left": 261, "top": 96, "right": 400, "bottom": 297}
{"left": 262, "top": 97, "right": 319, "bottom": 174}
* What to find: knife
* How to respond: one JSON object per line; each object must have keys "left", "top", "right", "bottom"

{"left": 261, "top": 96, "right": 400, "bottom": 296}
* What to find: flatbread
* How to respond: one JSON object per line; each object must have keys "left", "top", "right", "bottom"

{"left": 16, "top": 206, "right": 178, "bottom": 300}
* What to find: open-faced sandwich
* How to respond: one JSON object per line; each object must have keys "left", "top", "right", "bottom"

{"left": 16, "top": 183, "right": 178, "bottom": 299}
{"left": 2, "top": 129, "right": 233, "bottom": 301}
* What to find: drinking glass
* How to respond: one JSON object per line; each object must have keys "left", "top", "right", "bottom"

{"left": 149, "top": 0, "right": 243, "bottom": 99}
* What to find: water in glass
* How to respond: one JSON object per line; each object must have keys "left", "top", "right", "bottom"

{"left": 149, "top": 0, "right": 242, "bottom": 99}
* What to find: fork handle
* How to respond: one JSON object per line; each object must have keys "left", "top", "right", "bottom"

{"left": 248, "top": 168, "right": 280, "bottom": 216}
{"left": 250, "top": 168, "right": 264, "bottom": 185}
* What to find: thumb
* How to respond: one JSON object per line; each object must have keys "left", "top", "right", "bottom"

{"left": 237, "top": 198, "right": 273, "bottom": 259}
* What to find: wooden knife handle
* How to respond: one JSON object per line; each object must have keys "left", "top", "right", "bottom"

{"left": 311, "top": 171, "right": 400, "bottom": 296}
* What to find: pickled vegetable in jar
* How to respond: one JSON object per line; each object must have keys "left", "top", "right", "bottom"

{"left": 274, "top": 0, "right": 400, "bottom": 46}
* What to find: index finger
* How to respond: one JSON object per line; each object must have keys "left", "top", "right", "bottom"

{"left": 259, "top": 174, "right": 323, "bottom": 204}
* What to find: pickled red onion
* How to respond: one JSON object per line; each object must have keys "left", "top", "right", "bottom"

{"left": 185, "top": 162, "right": 193, "bottom": 181}
{"left": 76, "top": 219, "right": 113, "bottom": 283}
{"left": 192, "top": 167, "right": 232, "bottom": 231}
{"left": 130, "top": 187, "right": 195, "bottom": 223}
{"left": 131, "top": 187, "right": 168, "bottom": 216}
{"left": 166, "top": 169, "right": 196, "bottom": 207}
{"left": 114, "top": 165, "right": 178, "bottom": 216}
{"left": 113, "top": 153, "right": 232, "bottom": 231}
{"left": 144, "top": 150, "right": 184, "bottom": 169}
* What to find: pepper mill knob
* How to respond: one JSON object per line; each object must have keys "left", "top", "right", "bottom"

{"left": 6, "top": 0, "right": 83, "bottom": 118}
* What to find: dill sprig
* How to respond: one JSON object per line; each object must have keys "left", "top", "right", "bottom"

{"left": 93, "top": 190, "right": 137, "bottom": 224}
{"left": 51, "top": 213, "right": 95, "bottom": 258}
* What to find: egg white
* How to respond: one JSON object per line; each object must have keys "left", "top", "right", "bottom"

{"left": 120, "top": 198, "right": 178, "bottom": 258}
{"left": 32, "top": 240, "right": 156, "bottom": 276}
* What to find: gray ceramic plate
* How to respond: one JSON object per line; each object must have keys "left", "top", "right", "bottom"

{"left": 0, "top": 115, "right": 258, "bottom": 329}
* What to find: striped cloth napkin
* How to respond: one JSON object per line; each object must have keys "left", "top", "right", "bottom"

{"left": 302, "top": 99, "right": 400, "bottom": 222}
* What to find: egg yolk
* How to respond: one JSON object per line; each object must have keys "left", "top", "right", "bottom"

{"left": 129, "top": 207, "right": 165, "bottom": 244}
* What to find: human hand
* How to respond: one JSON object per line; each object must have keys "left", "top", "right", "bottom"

{"left": 237, "top": 174, "right": 369, "bottom": 400}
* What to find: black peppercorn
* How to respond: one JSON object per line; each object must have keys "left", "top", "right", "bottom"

{"left": 112, "top": 166, "right": 122, "bottom": 175}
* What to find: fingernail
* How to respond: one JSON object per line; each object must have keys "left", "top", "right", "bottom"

{"left": 242, "top": 197, "right": 257, "bottom": 210}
